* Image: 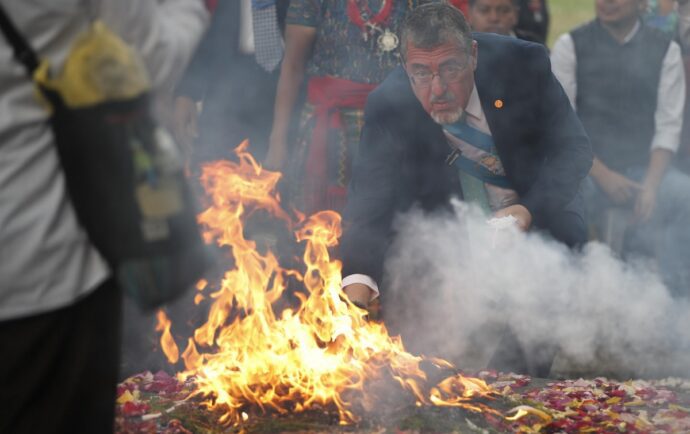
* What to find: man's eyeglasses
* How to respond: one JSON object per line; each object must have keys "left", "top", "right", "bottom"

{"left": 407, "top": 63, "right": 469, "bottom": 87}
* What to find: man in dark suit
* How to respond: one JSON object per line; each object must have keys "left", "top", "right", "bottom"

{"left": 340, "top": 2, "right": 591, "bottom": 376}
{"left": 173, "top": 0, "right": 290, "bottom": 165}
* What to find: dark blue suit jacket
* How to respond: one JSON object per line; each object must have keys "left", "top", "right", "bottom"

{"left": 340, "top": 33, "right": 592, "bottom": 285}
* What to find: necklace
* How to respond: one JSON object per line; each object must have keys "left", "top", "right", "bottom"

{"left": 346, "top": 0, "right": 399, "bottom": 52}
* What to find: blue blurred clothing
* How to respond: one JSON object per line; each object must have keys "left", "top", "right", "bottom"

{"left": 645, "top": 0, "right": 679, "bottom": 37}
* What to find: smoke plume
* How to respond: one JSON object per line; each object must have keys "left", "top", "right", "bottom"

{"left": 382, "top": 200, "right": 690, "bottom": 378}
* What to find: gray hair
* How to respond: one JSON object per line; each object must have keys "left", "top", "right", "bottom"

{"left": 399, "top": 2, "right": 473, "bottom": 62}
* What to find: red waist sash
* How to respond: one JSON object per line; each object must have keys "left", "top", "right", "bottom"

{"left": 303, "top": 76, "right": 376, "bottom": 213}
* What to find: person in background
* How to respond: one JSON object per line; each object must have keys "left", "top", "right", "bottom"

{"left": 0, "top": 1, "right": 207, "bottom": 433}
{"left": 642, "top": 0, "right": 690, "bottom": 51}
{"left": 144, "top": 0, "right": 288, "bottom": 379}
{"left": 467, "top": 0, "right": 544, "bottom": 43}
{"left": 678, "top": 0, "right": 690, "bottom": 168}
{"left": 264, "top": 0, "right": 422, "bottom": 216}
{"left": 174, "top": 0, "right": 290, "bottom": 165}
{"left": 516, "top": 0, "right": 549, "bottom": 44}
{"left": 657, "top": 0, "right": 690, "bottom": 170}
{"left": 646, "top": 0, "right": 680, "bottom": 36}
{"left": 678, "top": 0, "right": 690, "bottom": 49}
{"left": 449, "top": 0, "right": 470, "bottom": 14}
{"left": 551, "top": 0, "right": 690, "bottom": 298}
{"left": 340, "top": 2, "right": 591, "bottom": 376}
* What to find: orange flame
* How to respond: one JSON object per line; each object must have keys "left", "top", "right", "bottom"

{"left": 196, "top": 279, "right": 208, "bottom": 291}
{"left": 156, "top": 310, "right": 179, "bottom": 364}
{"left": 159, "top": 140, "right": 496, "bottom": 425}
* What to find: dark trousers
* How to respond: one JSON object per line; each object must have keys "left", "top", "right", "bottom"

{"left": 0, "top": 278, "right": 121, "bottom": 434}
{"left": 195, "top": 54, "right": 281, "bottom": 165}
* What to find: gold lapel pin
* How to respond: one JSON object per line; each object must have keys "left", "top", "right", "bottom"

{"left": 494, "top": 99, "right": 504, "bottom": 109}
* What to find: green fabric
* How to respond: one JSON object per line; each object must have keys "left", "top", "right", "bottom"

{"left": 458, "top": 169, "right": 490, "bottom": 214}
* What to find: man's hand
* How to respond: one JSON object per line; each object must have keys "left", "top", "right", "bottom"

{"left": 595, "top": 169, "right": 642, "bottom": 205}
{"left": 494, "top": 204, "right": 532, "bottom": 231}
{"left": 634, "top": 184, "right": 657, "bottom": 223}
{"left": 342, "top": 283, "right": 373, "bottom": 309}
{"left": 632, "top": 149, "right": 672, "bottom": 224}
{"left": 173, "top": 96, "right": 199, "bottom": 152}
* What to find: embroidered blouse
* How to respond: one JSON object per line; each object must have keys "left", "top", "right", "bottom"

{"left": 286, "top": 0, "right": 420, "bottom": 83}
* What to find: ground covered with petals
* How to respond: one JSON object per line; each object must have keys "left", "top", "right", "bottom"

{"left": 114, "top": 370, "right": 690, "bottom": 433}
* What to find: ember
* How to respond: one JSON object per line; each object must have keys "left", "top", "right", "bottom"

{"left": 152, "top": 141, "right": 495, "bottom": 426}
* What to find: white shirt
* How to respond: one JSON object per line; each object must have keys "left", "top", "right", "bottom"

{"left": 550, "top": 21, "right": 685, "bottom": 154}
{"left": 342, "top": 85, "right": 517, "bottom": 299}
{"left": 0, "top": 0, "right": 207, "bottom": 320}
{"left": 238, "top": 0, "right": 256, "bottom": 54}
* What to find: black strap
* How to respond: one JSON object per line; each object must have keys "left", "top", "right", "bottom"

{"left": 0, "top": 4, "right": 40, "bottom": 75}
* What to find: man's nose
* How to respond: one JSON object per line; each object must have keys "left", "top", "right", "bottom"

{"left": 430, "top": 74, "right": 447, "bottom": 95}
{"left": 488, "top": 8, "right": 500, "bottom": 22}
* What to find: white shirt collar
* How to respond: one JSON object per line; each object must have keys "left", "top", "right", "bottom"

{"left": 622, "top": 20, "right": 641, "bottom": 44}
{"left": 465, "top": 84, "right": 483, "bottom": 121}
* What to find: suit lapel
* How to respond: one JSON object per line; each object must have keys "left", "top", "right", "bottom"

{"left": 474, "top": 47, "right": 523, "bottom": 184}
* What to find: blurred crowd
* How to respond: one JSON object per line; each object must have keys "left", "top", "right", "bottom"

{"left": 174, "top": 0, "right": 690, "bottom": 293}
{"left": 169, "top": 0, "right": 690, "bottom": 375}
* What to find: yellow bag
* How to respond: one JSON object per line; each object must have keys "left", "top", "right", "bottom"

{"left": 35, "top": 20, "right": 150, "bottom": 108}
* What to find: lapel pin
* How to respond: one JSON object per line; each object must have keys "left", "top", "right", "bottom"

{"left": 494, "top": 99, "right": 504, "bottom": 109}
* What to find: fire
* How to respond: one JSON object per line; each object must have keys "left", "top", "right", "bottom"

{"left": 156, "top": 310, "right": 179, "bottom": 365}
{"left": 157, "top": 140, "right": 497, "bottom": 425}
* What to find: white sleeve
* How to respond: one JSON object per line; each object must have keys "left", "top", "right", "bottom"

{"left": 550, "top": 33, "right": 577, "bottom": 109}
{"left": 651, "top": 41, "right": 685, "bottom": 153}
{"left": 95, "top": 0, "right": 209, "bottom": 92}
{"left": 341, "top": 274, "right": 380, "bottom": 301}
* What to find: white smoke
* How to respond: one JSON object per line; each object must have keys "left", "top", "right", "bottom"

{"left": 383, "top": 199, "right": 690, "bottom": 378}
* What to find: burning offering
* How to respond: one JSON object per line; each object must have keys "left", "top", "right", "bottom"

{"left": 115, "top": 142, "right": 690, "bottom": 433}
{"left": 117, "top": 141, "right": 498, "bottom": 431}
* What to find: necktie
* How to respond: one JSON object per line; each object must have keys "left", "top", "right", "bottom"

{"left": 252, "top": 0, "right": 284, "bottom": 72}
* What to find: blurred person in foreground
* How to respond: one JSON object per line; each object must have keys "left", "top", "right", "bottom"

{"left": 173, "top": 0, "right": 290, "bottom": 167}
{"left": 264, "top": 0, "right": 422, "bottom": 216}
{"left": 551, "top": 0, "right": 690, "bottom": 297}
{"left": 467, "top": 0, "right": 544, "bottom": 43}
{"left": 0, "top": 1, "right": 207, "bottom": 433}
{"left": 340, "top": 3, "right": 592, "bottom": 376}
